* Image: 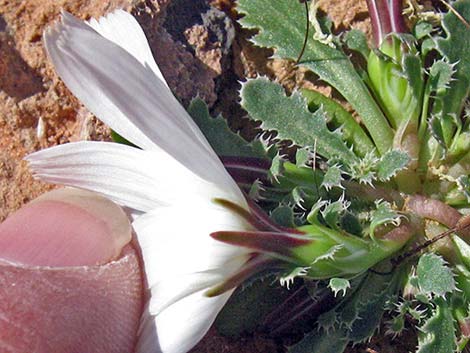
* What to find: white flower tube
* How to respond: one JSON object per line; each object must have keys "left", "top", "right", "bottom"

{"left": 27, "top": 10, "right": 253, "bottom": 353}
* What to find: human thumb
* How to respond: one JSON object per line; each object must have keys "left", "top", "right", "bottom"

{"left": 0, "top": 188, "right": 143, "bottom": 353}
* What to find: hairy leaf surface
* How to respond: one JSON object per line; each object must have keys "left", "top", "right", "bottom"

{"left": 237, "top": 0, "right": 393, "bottom": 154}
{"left": 241, "top": 77, "right": 357, "bottom": 163}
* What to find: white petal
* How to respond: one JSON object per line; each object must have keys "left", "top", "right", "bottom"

{"left": 44, "top": 12, "right": 240, "bottom": 194}
{"left": 147, "top": 254, "right": 249, "bottom": 316}
{"left": 44, "top": 12, "right": 154, "bottom": 151}
{"left": 136, "top": 290, "right": 232, "bottom": 353}
{"left": 86, "top": 9, "right": 168, "bottom": 87}
{"left": 26, "top": 141, "right": 240, "bottom": 212}
{"left": 147, "top": 271, "right": 225, "bottom": 315}
{"left": 133, "top": 196, "right": 252, "bottom": 353}
{"left": 133, "top": 200, "right": 251, "bottom": 289}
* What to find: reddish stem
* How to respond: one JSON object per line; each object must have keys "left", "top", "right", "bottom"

{"left": 405, "top": 195, "right": 461, "bottom": 228}
{"left": 366, "top": 0, "right": 407, "bottom": 47}
{"left": 405, "top": 195, "right": 470, "bottom": 238}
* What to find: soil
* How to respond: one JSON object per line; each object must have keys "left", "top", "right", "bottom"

{"left": 0, "top": 0, "right": 416, "bottom": 352}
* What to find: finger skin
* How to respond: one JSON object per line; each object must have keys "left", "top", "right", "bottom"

{"left": 0, "top": 189, "right": 144, "bottom": 353}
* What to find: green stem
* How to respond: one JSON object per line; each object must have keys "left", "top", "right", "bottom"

{"left": 418, "top": 80, "right": 431, "bottom": 142}
{"left": 299, "top": 56, "right": 394, "bottom": 155}
{"left": 393, "top": 122, "right": 422, "bottom": 193}
{"left": 344, "top": 80, "right": 395, "bottom": 155}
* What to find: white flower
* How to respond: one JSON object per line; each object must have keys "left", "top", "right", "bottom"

{"left": 27, "top": 10, "right": 254, "bottom": 353}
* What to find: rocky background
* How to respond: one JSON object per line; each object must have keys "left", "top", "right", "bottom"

{"left": 0, "top": 0, "right": 413, "bottom": 352}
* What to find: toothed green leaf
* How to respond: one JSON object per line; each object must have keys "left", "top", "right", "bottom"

{"left": 429, "top": 113, "right": 448, "bottom": 148}
{"left": 413, "top": 21, "right": 434, "bottom": 40}
{"left": 369, "top": 201, "right": 402, "bottom": 239}
{"left": 429, "top": 60, "right": 456, "bottom": 94}
{"left": 329, "top": 271, "right": 400, "bottom": 344}
{"left": 417, "top": 253, "right": 455, "bottom": 297}
{"left": 417, "top": 298, "right": 456, "bottom": 353}
{"left": 270, "top": 205, "right": 296, "bottom": 228}
{"left": 322, "top": 165, "right": 344, "bottom": 190}
{"left": 291, "top": 188, "right": 321, "bottom": 211}
{"left": 241, "top": 78, "right": 357, "bottom": 163}
{"left": 295, "top": 147, "right": 312, "bottom": 167}
{"left": 270, "top": 162, "right": 326, "bottom": 208}
{"left": 188, "top": 97, "right": 267, "bottom": 158}
{"left": 403, "top": 51, "right": 425, "bottom": 102}
{"left": 317, "top": 310, "right": 338, "bottom": 333}
{"left": 346, "top": 277, "right": 397, "bottom": 343}
{"left": 307, "top": 199, "right": 328, "bottom": 225}
{"left": 237, "top": 0, "right": 393, "bottom": 154}
{"left": 215, "top": 275, "right": 293, "bottom": 337}
{"left": 446, "top": 131, "right": 470, "bottom": 164}
{"left": 409, "top": 307, "right": 428, "bottom": 322}
{"left": 279, "top": 267, "right": 309, "bottom": 288}
{"left": 438, "top": 0, "right": 470, "bottom": 74}
{"left": 347, "top": 292, "right": 391, "bottom": 343}
{"left": 269, "top": 153, "right": 285, "bottom": 182}
{"left": 322, "top": 198, "right": 350, "bottom": 230}
{"left": 347, "top": 150, "right": 380, "bottom": 184}
{"left": 248, "top": 180, "right": 264, "bottom": 201}
{"left": 328, "top": 278, "right": 351, "bottom": 297}
{"left": 415, "top": 293, "right": 431, "bottom": 305}
{"left": 456, "top": 175, "right": 470, "bottom": 202}
{"left": 336, "top": 274, "right": 381, "bottom": 327}
{"left": 291, "top": 186, "right": 307, "bottom": 208}
{"left": 377, "top": 150, "right": 411, "bottom": 181}
{"left": 387, "top": 314, "right": 406, "bottom": 337}
{"left": 301, "top": 88, "right": 375, "bottom": 158}
{"left": 422, "top": 37, "right": 437, "bottom": 57}
{"left": 452, "top": 235, "right": 470, "bottom": 270}
{"left": 343, "top": 29, "right": 370, "bottom": 59}
{"left": 385, "top": 299, "right": 411, "bottom": 338}
{"left": 434, "top": 0, "right": 470, "bottom": 146}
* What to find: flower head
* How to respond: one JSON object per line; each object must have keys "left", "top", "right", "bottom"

{"left": 27, "top": 10, "right": 254, "bottom": 353}
{"left": 26, "top": 9, "right": 415, "bottom": 353}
